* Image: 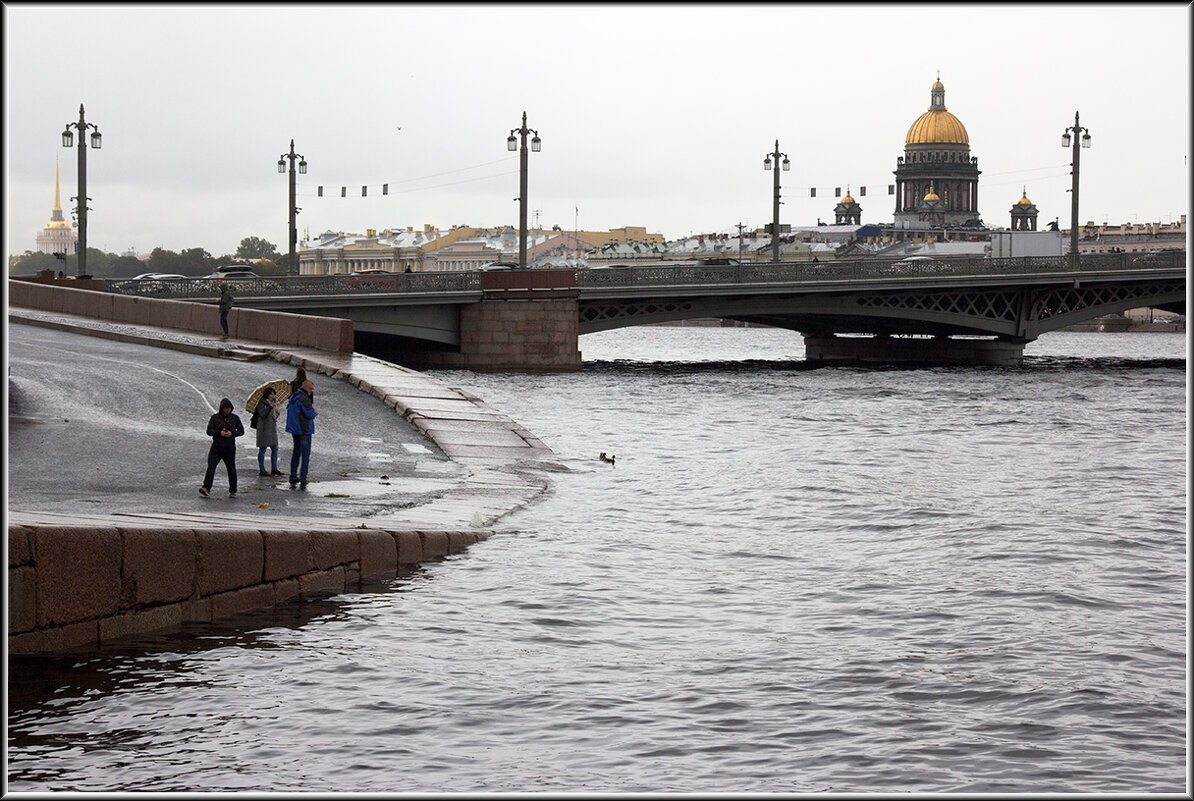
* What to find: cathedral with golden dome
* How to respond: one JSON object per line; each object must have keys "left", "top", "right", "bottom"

{"left": 35, "top": 160, "right": 77, "bottom": 257}
{"left": 892, "top": 73, "right": 982, "bottom": 227}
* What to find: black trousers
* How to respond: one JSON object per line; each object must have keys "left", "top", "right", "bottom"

{"left": 204, "top": 446, "right": 237, "bottom": 492}
{"left": 220, "top": 309, "right": 230, "bottom": 335}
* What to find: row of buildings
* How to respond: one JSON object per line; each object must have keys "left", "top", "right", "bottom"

{"left": 35, "top": 76, "right": 1186, "bottom": 272}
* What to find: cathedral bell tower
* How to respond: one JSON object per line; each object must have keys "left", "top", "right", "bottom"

{"left": 1010, "top": 187, "right": 1039, "bottom": 231}
{"left": 834, "top": 187, "right": 862, "bottom": 225}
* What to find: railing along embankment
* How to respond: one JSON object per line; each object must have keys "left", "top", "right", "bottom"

{"left": 8, "top": 274, "right": 353, "bottom": 352}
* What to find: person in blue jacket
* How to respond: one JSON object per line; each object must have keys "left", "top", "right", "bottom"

{"left": 200, "top": 398, "right": 244, "bottom": 497}
{"left": 286, "top": 379, "right": 318, "bottom": 488}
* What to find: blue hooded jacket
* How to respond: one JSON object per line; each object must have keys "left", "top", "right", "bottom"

{"left": 286, "top": 386, "right": 316, "bottom": 436}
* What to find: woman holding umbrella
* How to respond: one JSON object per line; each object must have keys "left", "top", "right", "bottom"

{"left": 252, "top": 386, "right": 283, "bottom": 477}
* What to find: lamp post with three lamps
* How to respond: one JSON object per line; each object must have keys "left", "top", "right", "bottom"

{"left": 508, "top": 111, "right": 541, "bottom": 269}
{"left": 763, "top": 140, "right": 790, "bottom": 263}
{"left": 1062, "top": 112, "right": 1091, "bottom": 268}
{"left": 61, "top": 104, "right": 101, "bottom": 278}
{"left": 277, "top": 140, "right": 307, "bottom": 276}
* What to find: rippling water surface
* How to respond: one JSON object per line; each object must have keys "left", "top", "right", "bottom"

{"left": 8, "top": 329, "right": 1186, "bottom": 793}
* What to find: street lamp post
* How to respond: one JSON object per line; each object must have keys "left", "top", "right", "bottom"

{"left": 1062, "top": 111, "right": 1091, "bottom": 268}
{"left": 277, "top": 140, "right": 307, "bottom": 276}
{"left": 507, "top": 111, "right": 541, "bottom": 269}
{"left": 763, "top": 140, "right": 790, "bottom": 263}
{"left": 61, "top": 104, "right": 101, "bottom": 278}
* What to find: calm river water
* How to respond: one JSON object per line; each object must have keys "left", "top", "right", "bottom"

{"left": 7, "top": 329, "right": 1187, "bottom": 793}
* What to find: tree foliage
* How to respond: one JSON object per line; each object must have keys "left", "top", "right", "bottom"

{"left": 9, "top": 234, "right": 281, "bottom": 278}
{"left": 236, "top": 236, "right": 279, "bottom": 260}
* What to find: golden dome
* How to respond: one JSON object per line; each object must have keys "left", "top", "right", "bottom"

{"left": 44, "top": 220, "right": 71, "bottom": 230}
{"left": 906, "top": 110, "right": 969, "bottom": 144}
{"left": 905, "top": 75, "right": 969, "bottom": 145}
{"left": 1016, "top": 187, "right": 1033, "bottom": 206}
{"left": 923, "top": 182, "right": 940, "bottom": 203}
{"left": 841, "top": 187, "right": 855, "bottom": 204}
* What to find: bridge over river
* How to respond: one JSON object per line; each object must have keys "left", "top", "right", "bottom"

{"left": 107, "top": 251, "right": 1186, "bottom": 370}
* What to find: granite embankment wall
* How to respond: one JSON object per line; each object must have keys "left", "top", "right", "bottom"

{"left": 8, "top": 523, "right": 488, "bottom": 654}
{"left": 8, "top": 277, "right": 353, "bottom": 352}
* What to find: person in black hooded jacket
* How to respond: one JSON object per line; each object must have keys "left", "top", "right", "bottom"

{"left": 200, "top": 397, "right": 244, "bottom": 497}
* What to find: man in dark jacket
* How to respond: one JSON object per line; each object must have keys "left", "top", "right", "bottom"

{"left": 201, "top": 398, "right": 244, "bottom": 497}
{"left": 286, "top": 380, "right": 317, "bottom": 488}
{"left": 218, "top": 284, "right": 234, "bottom": 337}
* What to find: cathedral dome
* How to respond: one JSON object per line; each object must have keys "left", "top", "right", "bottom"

{"left": 1016, "top": 188, "right": 1034, "bottom": 206}
{"left": 905, "top": 75, "right": 969, "bottom": 145}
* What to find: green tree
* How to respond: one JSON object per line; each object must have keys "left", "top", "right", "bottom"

{"left": 10, "top": 250, "right": 62, "bottom": 274}
{"left": 254, "top": 258, "right": 286, "bottom": 276}
{"left": 83, "top": 247, "right": 114, "bottom": 277}
{"left": 235, "top": 236, "right": 279, "bottom": 260}
{"left": 147, "top": 247, "right": 182, "bottom": 274}
{"left": 179, "top": 247, "right": 214, "bottom": 275}
{"left": 110, "top": 255, "right": 145, "bottom": 277}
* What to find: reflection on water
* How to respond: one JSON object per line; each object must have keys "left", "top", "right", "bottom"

{"left": 7, "top": 329, "right": 1186, "bottom": 793}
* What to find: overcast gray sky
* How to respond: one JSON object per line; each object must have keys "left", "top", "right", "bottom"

{"left": 4, "top": 3, "right": 1189, "bottom": 258}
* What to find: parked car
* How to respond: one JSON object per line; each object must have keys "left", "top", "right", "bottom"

{"left": 889, "top": 255, "right": 941, "bottom": 272}
{"left": 204, "top": 271, "right": 258, "bottom": 286}
{"left": 477, "top": 262, "right": 518, "bottom": 271}
{"left": 131, "top": 272, "right": 186, "bottom": 281}
{"left": 697, "top": 257, "right": 741, "bottom": 266}
{"left": 351, "top": 269, "right": 392, "bottom": 275}
{"left": 129, "top": 272, "right": 188, "bottom": 291}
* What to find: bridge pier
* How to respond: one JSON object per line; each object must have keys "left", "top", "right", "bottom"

{"left": 803, "top": 334, "right": 1026, "bottom": 367}
{"left": 416, "top": 269, "right": 581, "bottom": 372}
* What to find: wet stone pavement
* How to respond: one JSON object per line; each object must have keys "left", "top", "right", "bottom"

{"left": 7, "top": 313, "right": 561, "bottom": 530}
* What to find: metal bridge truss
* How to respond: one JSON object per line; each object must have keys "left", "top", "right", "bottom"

{"left": 578, "top": 277, "right": 1186, "bottom": 340}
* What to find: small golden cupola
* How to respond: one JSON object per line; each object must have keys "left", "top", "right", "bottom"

{"left": 1010, "top": 186, "right": 1039, "bottom": 231}
{"left": 834, "top": 185, "right": 862, "bottom": 225}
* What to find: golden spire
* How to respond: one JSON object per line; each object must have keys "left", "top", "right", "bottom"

{"left": 53, "top": 156, "right": 62, "bottom": 212}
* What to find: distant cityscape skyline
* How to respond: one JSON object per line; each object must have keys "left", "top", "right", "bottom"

{"left": 7, "top": 6, "right": 1186, "bottom": 259}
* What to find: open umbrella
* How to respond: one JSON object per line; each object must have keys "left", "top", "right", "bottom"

{"left": 246, "top": 378, "right": 292, "bottom": 419}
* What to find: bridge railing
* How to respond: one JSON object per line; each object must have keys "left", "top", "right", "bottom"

{"left": 575, "top": 250, "right": 1185, "bottom": 288}
{"left": 104, "top": 250, "right": 1183, "bottom": 299}
{"left": 105, "top": 270, "right": 483, "bottom": 299}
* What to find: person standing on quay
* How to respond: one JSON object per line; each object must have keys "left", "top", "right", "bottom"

{"left": 218, "top": 283, "right": 234, "bottom": 337}
{"left": 291, "top": 366, "right": 313, "bottom": 402}
{"left": 200, "top": 398, "right": 244, "bottom": 498}
{"left": 286, "top": 379, "right": 317, "bottom": 488}
{"left": 253, "top": 387, "right": 283, "bottom": 477}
